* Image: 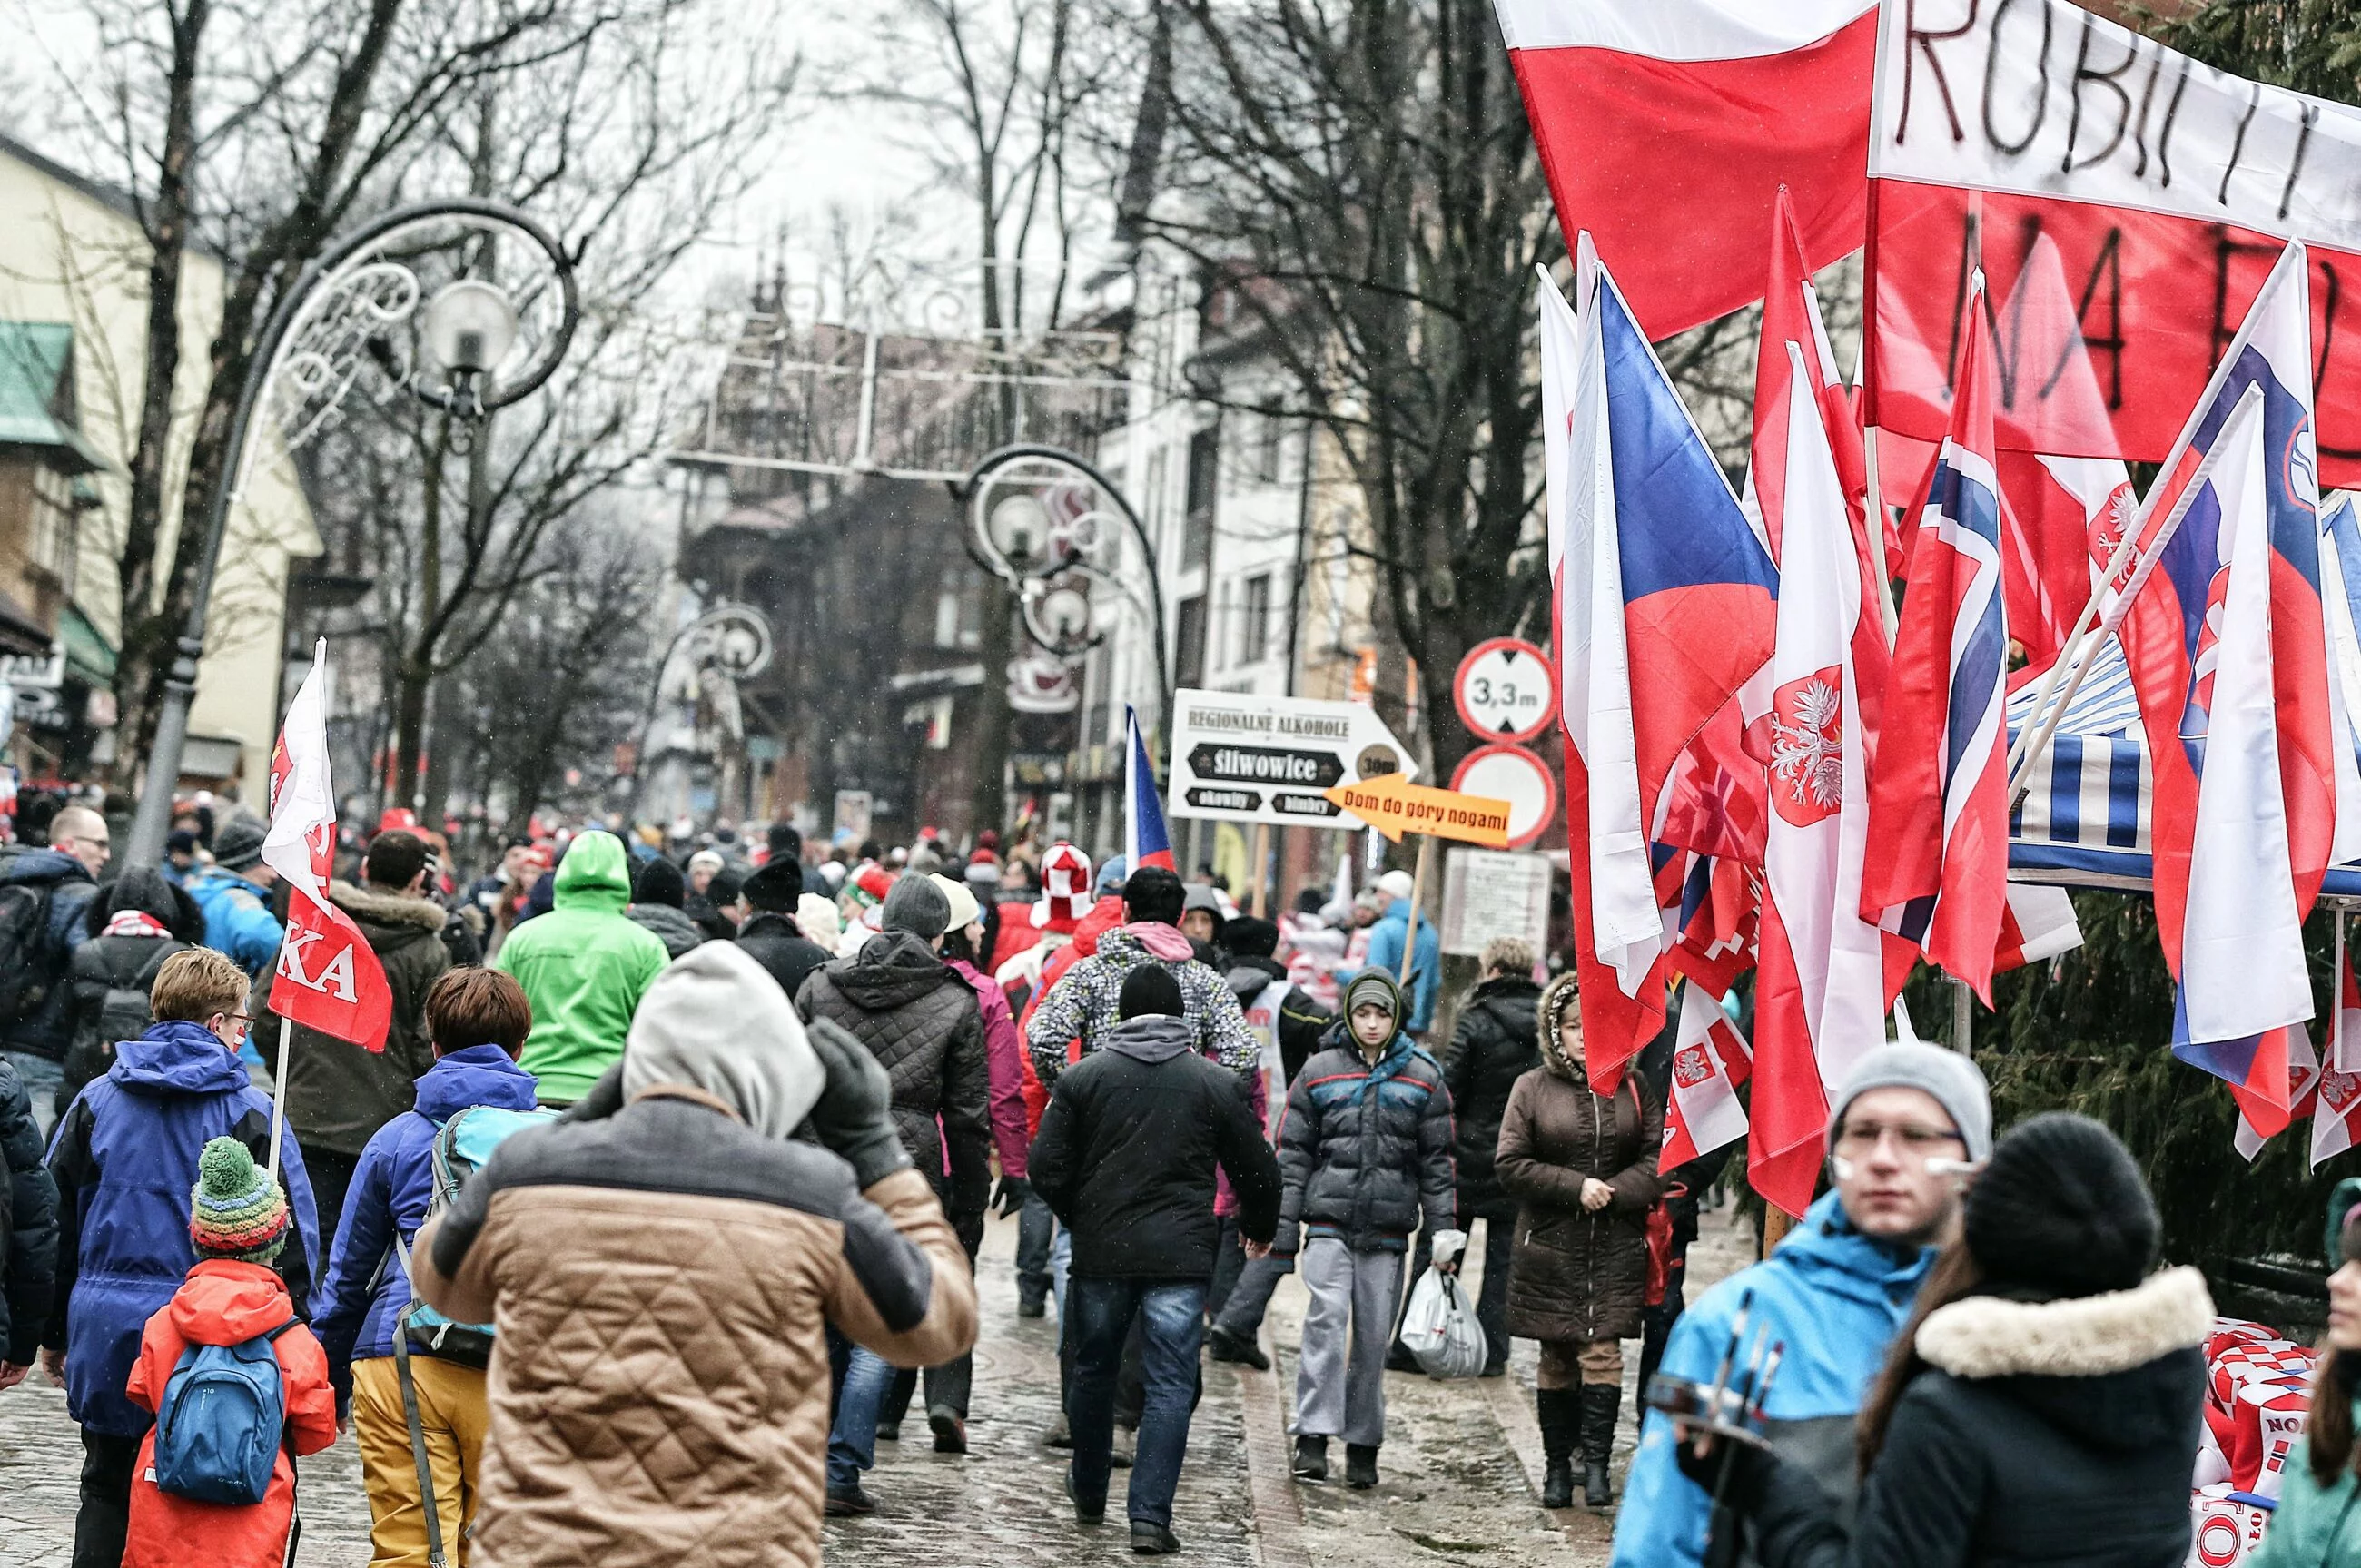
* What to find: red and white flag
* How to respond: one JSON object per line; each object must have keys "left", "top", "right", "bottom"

{"left": 2236, "top": 1030, "right": 2320, "bottom": 1164}
{"left": 264, "top": 641, "right": 391, "bottom": 1050}
{"left": 1497, "top": 0, "right": 1876, "bottom": 340}
{"left": 2336, "top": 927, "right": 2361, "bottom": 1075}
{"left": 1661, "top": 980, "right": 1753, "bottom": 1169}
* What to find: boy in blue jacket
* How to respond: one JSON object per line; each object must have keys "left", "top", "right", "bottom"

{"left": 42, "top": 946, "right": 316, "bottom": 1568}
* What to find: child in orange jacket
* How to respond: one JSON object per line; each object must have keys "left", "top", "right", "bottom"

{"left": 123, "top": 1138, "right": 338, "bottom": 1568}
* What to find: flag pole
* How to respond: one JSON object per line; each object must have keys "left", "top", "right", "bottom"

{"left": 1399, "top": 834, "right": 1434, "bottom": 1020}
{"left": 265, "top": 1024, "right": 290, "bottom": 1185}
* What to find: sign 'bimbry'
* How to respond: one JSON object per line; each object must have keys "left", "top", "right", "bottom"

{"left": 1167, "top": 688, "right": 1415, "bottom": 828}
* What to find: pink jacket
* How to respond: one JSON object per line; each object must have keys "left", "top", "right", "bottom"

{"left": 951, "top": 957, "right": 1032, "bottom": 1178}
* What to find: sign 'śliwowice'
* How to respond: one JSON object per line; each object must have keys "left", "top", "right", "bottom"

{"left": 1167, "top": 688, "right": 1416, "bottom": 828}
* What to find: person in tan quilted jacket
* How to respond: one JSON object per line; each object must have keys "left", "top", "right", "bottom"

{"left": 410, "top": 942, "right": 977, "bottom": 1568}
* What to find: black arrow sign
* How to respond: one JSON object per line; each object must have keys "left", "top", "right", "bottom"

{"left": 1185, "top": 786, "right": 1264, "bottom": 814}
{"left": 1187, "top": 743, "right": 1344, "bottom": 788}
{"left": 1271, "top": 793, "right": 1343, "bottom": 820}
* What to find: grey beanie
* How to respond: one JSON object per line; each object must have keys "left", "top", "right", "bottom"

{"left": 1827, "top": 1040, "right": 1993, "bottom": 1162}
{"left": 212, "top": 816, "right": 267, "bottom": 872}
{"left": 880, "top": 872, "right": 952, "bottom": 940}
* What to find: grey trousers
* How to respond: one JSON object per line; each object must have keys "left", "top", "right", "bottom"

{"left": 1293, "top": 1238, "right": 1403, "bottom": 1449}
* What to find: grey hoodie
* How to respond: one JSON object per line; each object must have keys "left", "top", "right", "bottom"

{"left": 1102, "top": 1013, "right": 1195, "bottom": 1065}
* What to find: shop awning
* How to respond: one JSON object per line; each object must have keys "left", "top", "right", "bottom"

{"left": 60, "top": 603, "right": 115, "bottom": 685}
{"left": 0, "top": 321, "right": 112, "bottom": 474}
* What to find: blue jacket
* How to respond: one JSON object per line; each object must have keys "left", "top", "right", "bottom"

{"left": 186, "top": 868, "right": 286, "bottom": 980}
{"left": 1352, "top": 901, "right": 1442, "bottom": 1033}
{"left": 312, "top": 1044, "right": 538, "bottom": 1399}
{"left": 42, "top": 1021, "right": 318, "bottom": 1436}
{"left": 2, "top": 848, "right": 98, "bottom": 1058}
{"left": 1609, "top": 1190, "right": 1936, "bottom": 1568}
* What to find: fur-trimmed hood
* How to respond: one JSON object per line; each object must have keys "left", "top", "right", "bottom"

{"left": 1536, "top": 970, "right": 1586, "bottom": 1081}
{"left": 327, "top": 879, "right": 450, "bottom": 937}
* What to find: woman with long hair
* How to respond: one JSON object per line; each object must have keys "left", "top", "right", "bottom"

{"left": 2251, "top": 1180, "right": 2361, "bottom": 1565}
{"left": 1686, "top": 1111, "right": 2212, "bottom": 1566}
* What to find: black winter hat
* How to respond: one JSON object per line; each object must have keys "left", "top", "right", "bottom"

{"left": 1119, "top": 964, "right": 1185, "bottom": 1020}
{"left": 1224, "top": 916, "right": 1279, "bottom": 960}
{"left": 634, "top": 856, "right": 687, "bottom": 908}
{"left": 741, "top": 857, "right": 802, "bottom": 912}
{"left": 212, "top": 816, "right": 267, "bottom": 872}
{"left": 1964, "top": 1112, "right": 2158, "bottom": 1299}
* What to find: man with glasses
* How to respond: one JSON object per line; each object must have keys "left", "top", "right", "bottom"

{"left": 43, "top": 947, "right": 319, "bottom": 1568}
{"left": 1610, "top": 1040, "right": 1991, "bottom": 1568}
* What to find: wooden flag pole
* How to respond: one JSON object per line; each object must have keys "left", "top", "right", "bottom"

{"left": 1399, "top": 835, "right": 1436, "bottom": 999}
{"left": 1250, "top": 822, "right": 1270, "bottom": 918}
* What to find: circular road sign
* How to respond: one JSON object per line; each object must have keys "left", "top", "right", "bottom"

{"left": 1451, "top": 744, "right": 1557, "bottom": 850}
{"left": 1454, "top": 637, "right": 1555, "bottom": 744}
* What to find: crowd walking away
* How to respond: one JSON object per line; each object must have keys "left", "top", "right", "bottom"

{"left": 0, "top": 809, "right": 2342, "bottom": 1567}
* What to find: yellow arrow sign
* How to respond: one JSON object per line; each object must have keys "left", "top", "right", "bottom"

{"left": 1322, "top": 771, "right": 1516, "bottom": 846}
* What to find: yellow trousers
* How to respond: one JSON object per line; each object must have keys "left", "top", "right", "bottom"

{"left": 351, "top": 1354, "right": 489, "bottom": 1567}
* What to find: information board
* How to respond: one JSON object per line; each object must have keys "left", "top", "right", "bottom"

{"left": 1438, "top": 847, "right": 1554, "bottom": 958}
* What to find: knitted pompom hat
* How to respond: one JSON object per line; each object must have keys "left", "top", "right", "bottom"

{"left": 189, "top": 1137, "right": 291, "bottom": 1264}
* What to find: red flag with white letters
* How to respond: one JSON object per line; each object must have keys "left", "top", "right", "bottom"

{"left": 263, "top": 641, "right": 391, "bottom": 1049}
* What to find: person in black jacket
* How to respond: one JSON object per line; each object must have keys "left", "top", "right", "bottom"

{"left": 1687, "top": 1112, "right": 2212, "bottom": 1568}
{"left": 734, "top": 860, "right": 830, "bottom": 1004}
{"left": 0, "top": 1053, "right": 59, "bottom": 1392}
{"left": 1030, "top": 964, "right": 1280, "bottom": 1556}
{"left": 57, "top": 870, "right": 195, "bottom": 1118}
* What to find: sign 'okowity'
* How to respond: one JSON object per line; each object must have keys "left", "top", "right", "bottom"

{"left": 1167, "top": 687, "right": 1417, "bottom": 828}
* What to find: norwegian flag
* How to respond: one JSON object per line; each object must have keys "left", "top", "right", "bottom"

{"left": 264, "top": 642, "right": 393, "bottom": 1054}
{"left": 1661, "top": 979, "right": 1753, "bottom": 1169}
{"left": 1862, "top": 271, "right": 2010, "bottom": 1001}
{"left": 1123, "top": 705, "right": 1176, "bottom": 873}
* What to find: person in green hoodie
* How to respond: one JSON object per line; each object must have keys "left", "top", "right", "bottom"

{"left": 490, "top": 830, "right": 668, "bottom": 1106}
{"left": 2252, "top": 1178, "right": 2361, "bottom": 1568}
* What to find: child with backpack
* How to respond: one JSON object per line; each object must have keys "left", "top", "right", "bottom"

{"left": 122, "top": 1137, "right": 337, "bottom": 1567}
{"left": 313, "top": 967, "right": 545, "bottom": 1567}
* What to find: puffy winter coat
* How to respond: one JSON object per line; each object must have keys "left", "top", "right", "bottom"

{"left": 798, "top": 931, "right": 992, "bottom": 1240}
{"left": 1, "top": 1053, "right": 58, "bottom": 1364}
{"left": 1611, "top": 1190, "right": 1940, "bottom": 1568}
{"left": 492, "top": 832, "right": 668, "bottom": 1103}
{"left": 2252, "top": 1395, "right": 2361, "bottom": 1568}
{"left": 44, "top": 1021, "right": 319, "bottom": 1435}
{"left": 1025, "top": 922, "right": 1260, "bottom": 1089}
{"left": 1497, "top": 989, "right": 1663, "bottom": 1344}
{"left": 626, "top": 902, "right": 704, "bottom": 960}
{"left": 1, "top": 845, "right": 98, "bottom": 1059}
{"left": 410, "top": 1088, "right": 976, "bottom": 1568}
{"left": 949, "top": 956, "right": 1031, "bottom": 1178}
{"left": 1029, "top": 1014, "right": 1281, "bottom": 1279}
{"left": 1273, "top": 1029, "right": 1456, "bottom": 1255}
{"left": 1745, "top": 1267, "right": 2213, "bottom": 1568}
{"left": 735, "top": 910, "right": 831, "bottom": 1008}
{"left": 257, "top": 880, "right": 452, "bottom": 1159}
{"left": 1440, "top": 973, "right": 1541, "bottom": 1217}
{"left": 311, "top": 1044, "right": 540, "bottom": 1399}
{"left": 122, "top": 1260, "right": 338, "bottom": 1568}
{"left": 184, "top": 867, "right": 283, "bottom": 981}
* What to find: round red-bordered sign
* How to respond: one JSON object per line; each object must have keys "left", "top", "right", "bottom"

{"left": 1450, "top": 744, "right": 1558, "bottom": 850}
{"left": 1454, "top": 636, "right": 1556, "bottom": 744}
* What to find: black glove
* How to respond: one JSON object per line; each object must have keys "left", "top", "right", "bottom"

{"left": 1673, "top": 1431, "right": 1779, "bottom": 1515}
{"left": 993, "top": 1174, "right": 1032, "bottom": 1217}
{"left": 805, "top": 1019, "right": 911, "bottom": 1189}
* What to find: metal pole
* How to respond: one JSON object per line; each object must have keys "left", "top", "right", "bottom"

{"left": 1950, "top": 973, "right": 1972, "bottom": 1057}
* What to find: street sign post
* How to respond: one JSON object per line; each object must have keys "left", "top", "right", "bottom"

{"left": 1449, "top": 744, "right": 1557, "bottom": 849}
{"left": 1168, "top": 688, "right": 1416, "bottom": 828}
{"left": 1453, "top": 636, "right": 1555, "bottom": 744}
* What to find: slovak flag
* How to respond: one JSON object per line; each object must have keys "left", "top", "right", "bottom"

{"left": 1661, "top": 980, "right": 1753, "bottom": 1169}
{"left": 263, "top": 641, "right": 392, "bottom": 1052}
{"left": 1496, "top": 0, "right": 1876, "bottom": 339}
{"left": 1123, "top": 705, "right": 1176, "bottom": 873}
{"left": 1863, "top": 272, "right": 2011, "bottom": 1001}
{"left": 1540, "top": 242, "right": 1778, "bottom": 1091}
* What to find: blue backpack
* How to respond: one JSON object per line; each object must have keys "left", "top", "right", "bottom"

{"left": 390, "top": 1104, "right": 556, "bottom": 1367}
{"left": 151, "top": 1318, "right": 299, "bottom": 1504}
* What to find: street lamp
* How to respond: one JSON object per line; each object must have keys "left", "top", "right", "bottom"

{"left": 123, "top": 197, "right": 580, "bottom": 871}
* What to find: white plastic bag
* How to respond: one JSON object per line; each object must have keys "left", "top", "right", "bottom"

{"left": 1399, "top": 1248, "right": 1487, "bottom": 1379}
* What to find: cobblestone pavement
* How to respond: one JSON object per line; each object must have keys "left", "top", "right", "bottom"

{"left": 1, "top": 1202, "right": 1755, "bottom": 1567}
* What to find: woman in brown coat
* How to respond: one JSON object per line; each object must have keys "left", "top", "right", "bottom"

{"left": 1497, "top": 971, "right": 1663, "bottom": 1510}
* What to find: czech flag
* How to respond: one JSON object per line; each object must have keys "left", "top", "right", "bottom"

{"left": 1123, "top": 705, "right": 1176, "bottom": 873}
{"left": 1863, "top": 271, "right": 2010, "bottom": 1001}
{"left": 1497, "top": 0, "right": 1876, "bottom": 340}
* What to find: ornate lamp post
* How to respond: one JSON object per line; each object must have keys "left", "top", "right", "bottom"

{"left": 124, "top": 197, "right": 579, "bottom": 870}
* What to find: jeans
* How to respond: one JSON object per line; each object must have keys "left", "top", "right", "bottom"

{"left": 74, "top": 1426, "right": 140, "bottom": 1568}
{"left": 6, "top": 1050, "right": 63, "bottom": 1144}
{"left": 1068, "top": 1278, "right": 1208, "bottom": 1529}
{"left": 1017, "top": 1191, "right": 1058, "bottom": 1299}
{"left": 827, "top": 1343, "right": 900, "bottom": 1491}
{"left": 1395, "top": 1213, "right": 1514, "bottom": 1366}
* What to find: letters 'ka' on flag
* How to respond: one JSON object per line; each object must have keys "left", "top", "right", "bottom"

{"left": 1660, "top": 980, "right": 1753, "bottom": 1169}
{"left": 1539, "top": 241, "right": 1776, "bottom": 1092}
{"left": 1123, "top": 705, "right": 1177, "bottom": 873}
{"left": 2118, "top": 244, "right": 2336, "bottom": 1137}
{"left": 1863, "top": 273, "right": 2011, "bottom": 1002}
{"left": 1497, "top": 0, "right": 1875, "bottom": 339}
{"left": 264, "top": 641, "right": 392, "bottom": 1050}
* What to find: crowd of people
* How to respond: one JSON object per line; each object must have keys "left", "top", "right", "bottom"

{"left": 1, "top": 793, "right": 2358, "bottom": 1566}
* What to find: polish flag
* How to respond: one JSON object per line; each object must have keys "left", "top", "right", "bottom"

{"left": 2314, "top": 1063, "right": 2361, "bottom": 1168}
{"left": 2236, "top": 1029, "right": 2320, "bottom": 1164}
{"left": 1751, "top": 340, "right": 1893, "bottom": 1219}
{"left": 2336, "top": 935, "right": 2361, "bottom": 1075}
{"left": 264, "top": 641, "right": 392, "bottom": 1051}
{"left": 1661, "top": 980, "right": 1753, "bottom": 1169}
{"left": 1497, "top": 0, "right": 1877, "bottom": 340}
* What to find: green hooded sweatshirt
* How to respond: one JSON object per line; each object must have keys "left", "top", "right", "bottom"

{"left": 492, "top": 830, "right": 670, "bottom": 1103}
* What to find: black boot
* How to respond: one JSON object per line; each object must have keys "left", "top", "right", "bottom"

{"left": 1578, "top": 1385, "right": 1621, "bottom": 1507}
{"left": 1536, "top": 1388, "right": 1578, "bottom": 1509}
{"left": 1345, "top": 1443, "right": 1380, "bottom": 1490}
